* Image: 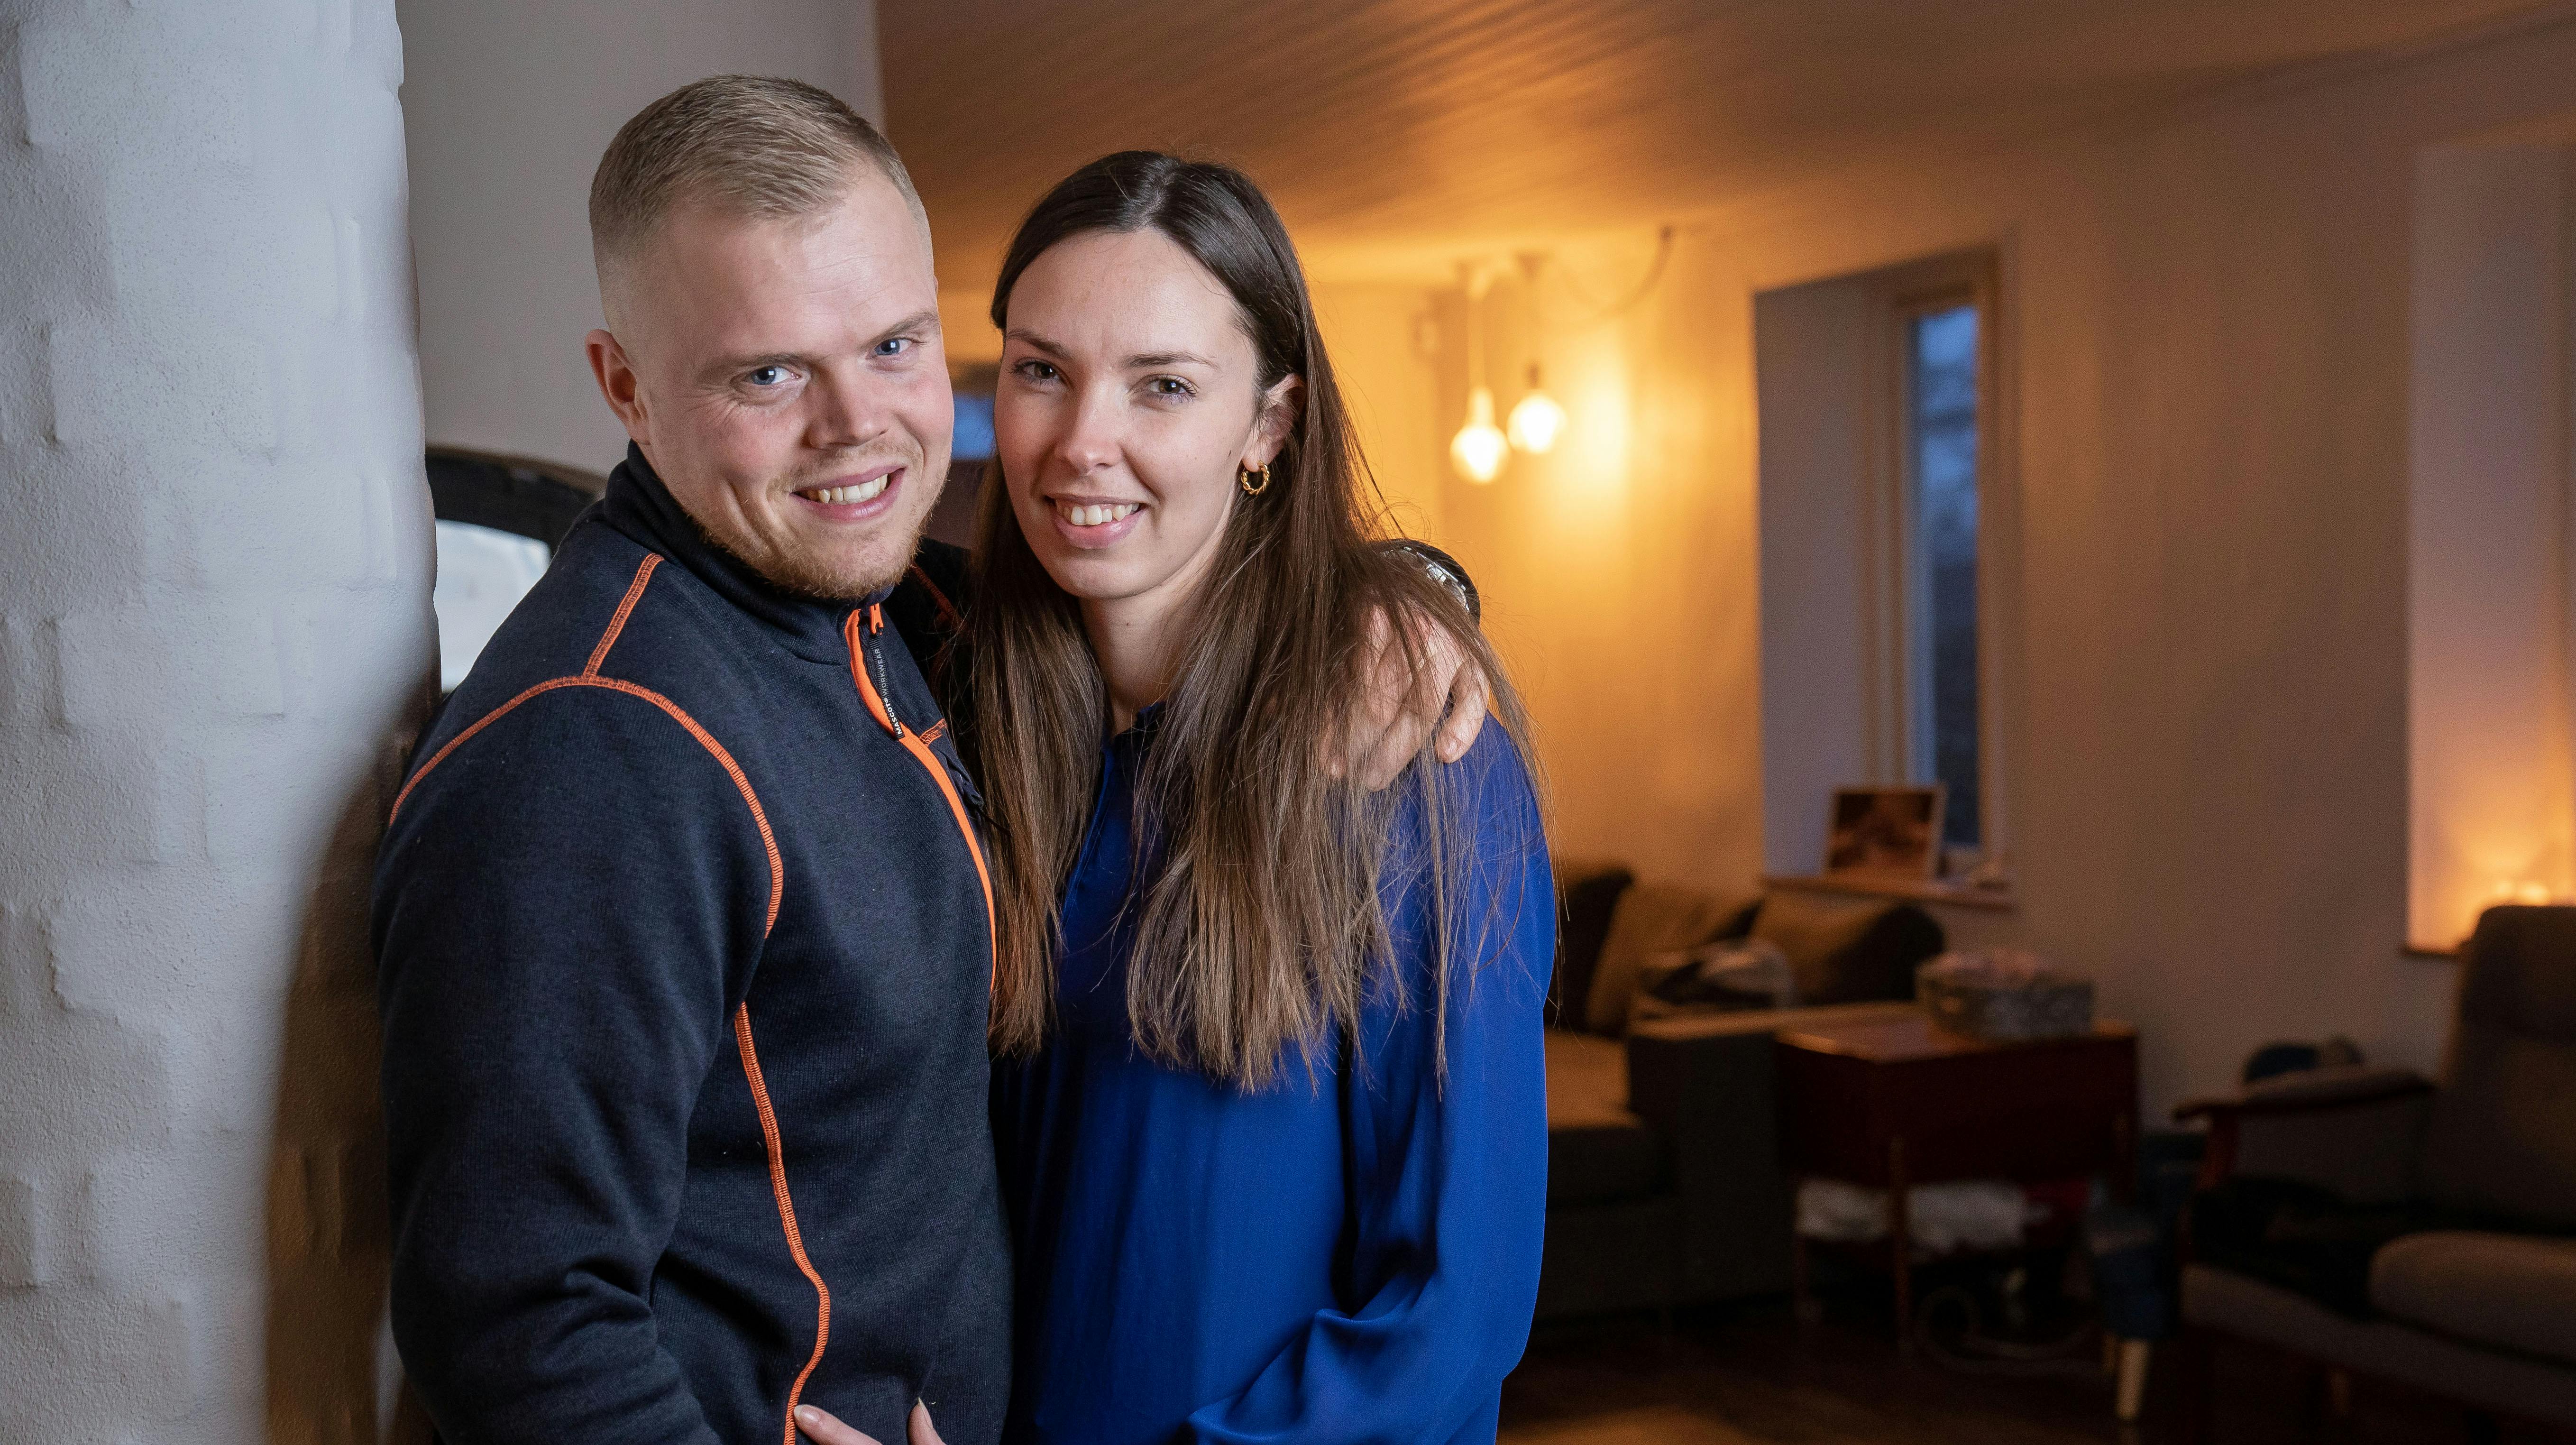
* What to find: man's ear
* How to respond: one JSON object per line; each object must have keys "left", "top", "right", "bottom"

{"left": 1243, "top": 373, "right": 1303, "bottom": 469}
{"left": 586, "top": 328, "right": 651, "bottom": 446}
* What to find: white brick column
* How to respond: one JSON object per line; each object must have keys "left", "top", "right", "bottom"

{"left": 0, "top": 4, "right": 434, "bottom": 1442}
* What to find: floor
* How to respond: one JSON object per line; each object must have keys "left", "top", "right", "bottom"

{"left": 1500, "top": 1302, "right": 2576, "bottom": 1445}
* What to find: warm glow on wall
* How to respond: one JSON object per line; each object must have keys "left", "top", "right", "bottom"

{"left": 2415, "top": 822, "right": 2574, "bottom": 951}
{"left": 1451, "top": 386, "right": 1506, "bottom": 483}
{"left": 1565, "top": 333, "right": 1633, "bottom": 495}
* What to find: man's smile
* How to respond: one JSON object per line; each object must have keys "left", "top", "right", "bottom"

{"left": 792, "top": 462, "right": 906, "bottom": 521}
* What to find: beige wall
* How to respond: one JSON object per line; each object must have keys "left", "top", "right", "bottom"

{"left": 1315, "top": 284, "right": 1450, "bottom": 543}
{"left": 1323, "top": 18, "right": 2576, "bottom": 1114}
{"left": 397, "top": 0, "right": 883, "bottom": 471}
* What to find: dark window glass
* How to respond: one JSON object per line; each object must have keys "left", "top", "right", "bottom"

{"left": 1910, "top": 304, "right": 1980, "bottom": 849}
{"left": 953, "top": 391, "right": 996, "bottom": 460}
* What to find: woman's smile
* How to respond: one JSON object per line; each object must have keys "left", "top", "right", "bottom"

{"left": 1045, "top": 493, "right": 1148, "bottom": 547}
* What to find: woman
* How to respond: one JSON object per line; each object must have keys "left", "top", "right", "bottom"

{"left": 815, "top": 151, "right": 1550, "bottom": 1445}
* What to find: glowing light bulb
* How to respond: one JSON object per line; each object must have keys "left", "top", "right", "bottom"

{"left": 1450, "top": 387, "right": 1506, "bottom": 483}
{"left": 1507, "top": 368, "right": 1566, "bottom": 454}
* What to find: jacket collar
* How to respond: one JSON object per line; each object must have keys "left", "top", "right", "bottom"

{"left": 597, "top": 443, "right": 889, "bottom": 665}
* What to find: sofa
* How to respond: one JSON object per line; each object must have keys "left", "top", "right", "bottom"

{"left": 2174, "top": 904, "right": 2576, "bottom": 1439}
{"left": 1537, "top": 861, "right": 1947, "bottom": 1320}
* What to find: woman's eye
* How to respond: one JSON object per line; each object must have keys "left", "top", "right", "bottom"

{"left": 1016, "top": 360, "right": 1061, "bottom": 383}
{"left": 1146, "top": 376, "right": 1194, "bottom": 399}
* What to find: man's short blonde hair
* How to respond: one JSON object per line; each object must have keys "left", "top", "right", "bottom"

{"left": 589, "top": 75, "right": 926, "bottom": 307}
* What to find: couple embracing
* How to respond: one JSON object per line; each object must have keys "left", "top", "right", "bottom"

{"left": 373, "top": 75, "right": 1551, "bottom": 1445}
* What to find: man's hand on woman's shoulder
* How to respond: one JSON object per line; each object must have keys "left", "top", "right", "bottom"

{"left": 1339, "top": 603, "right": 1490, "bottom": 791}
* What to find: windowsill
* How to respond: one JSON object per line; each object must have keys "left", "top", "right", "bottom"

{"left": 1764, "top": 872, "right": 2018, "bottom": 912}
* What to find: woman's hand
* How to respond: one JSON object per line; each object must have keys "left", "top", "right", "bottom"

{"left": 1338, "top": 607, "right": 1490, "bottom": 789}
{"left": 794, "top": 1401, "right": 945, "bottom": 1445}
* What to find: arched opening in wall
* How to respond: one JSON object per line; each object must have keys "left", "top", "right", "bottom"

{"left": 2406, "top": 136, "right": 2576, "bottom": 954}
{"left": 1753, "top": 249, "right": 2014, "bottom": 899}
{"left": 424, "top": 448, "right": 605, "bottom": 693}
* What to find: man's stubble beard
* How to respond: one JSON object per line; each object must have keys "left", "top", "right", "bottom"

{"left": 687, "top": 459, "right": 946, "bottom": 603}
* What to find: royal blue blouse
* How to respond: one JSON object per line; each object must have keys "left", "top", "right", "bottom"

{"left": 990, "top": 715, "right": 1553, "bottom": 1445}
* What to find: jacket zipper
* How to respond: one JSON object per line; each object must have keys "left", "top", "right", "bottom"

{"left": 846, "top": 604, "right": 999, "bottom": 983}
{"left": 864, "top": 610, "right": 904, "bottom": 737}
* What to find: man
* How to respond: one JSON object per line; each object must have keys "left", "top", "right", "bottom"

{"left": 374, "top": 77, "right": 1481, "bottom": 1445}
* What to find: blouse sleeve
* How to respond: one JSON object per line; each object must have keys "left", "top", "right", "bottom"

{"left": 1185, "top": 730, "right": 1554, "bottom": 1445}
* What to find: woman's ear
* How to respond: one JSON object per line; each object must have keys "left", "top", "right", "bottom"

{"left": 1243, "top": 374, "right": 1304, "bottom": 469}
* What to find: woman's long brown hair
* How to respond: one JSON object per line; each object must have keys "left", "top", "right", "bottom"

{"left": 970, "top": 151, "right": 1540, "bottom": 1090}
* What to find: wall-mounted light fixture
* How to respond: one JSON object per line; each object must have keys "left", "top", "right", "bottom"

{"left": 1447, "top": 231, "right": 1673, "bottom": 483}
{"left": 1507, "top": 363, "right": 1566, "bottom": 455}
{"left": 1451, "top": 387, "right": 1506, "bottom": 483}
{"left": 1449, "top": 262, "right": 1505, "bottom": 483}
{"left": 1507, "top": 253, "right": 1565, "bottom": 455}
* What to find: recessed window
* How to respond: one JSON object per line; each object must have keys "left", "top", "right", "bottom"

{"left": 1754, "top": 252, "right": 2005, "bottom": 886}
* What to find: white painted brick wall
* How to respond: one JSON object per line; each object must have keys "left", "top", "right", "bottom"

{"left": 0, "top": 2, "right": 435, "bottom": 1441}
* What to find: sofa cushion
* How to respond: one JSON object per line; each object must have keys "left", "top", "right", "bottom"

{"left": 1549, "top": 859, "right": 1634, "bottom": 1030}
{"left": 1749, "top": 891, "right": 1946, "bottom": 1005}
{"left": 2186, "top": 1175, "right": 2454, "bottom": 1317}
{"left": 2184, "top": 1263, "right": 2576, "bottom": 1427}
{"left": 2371, "top": 1230, "right": 2576, "bottom": 1368}
{"left": 2422, "top": 906, "right": 2576, "bottom": 1228}
{"left": 1583, "top": 881, "right": 1759, "bottom": 1035}
{"left": 1544, "top": 1031, "right": 1664, "bottom": 1206}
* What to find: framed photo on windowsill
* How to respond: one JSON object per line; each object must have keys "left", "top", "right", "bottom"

{"left": 1824, "top": 785, "right": 1946, "bottom": 880}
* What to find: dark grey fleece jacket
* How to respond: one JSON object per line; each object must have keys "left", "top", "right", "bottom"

{"left": 373, "top": 446, "right": 1005, "bottom": 1445}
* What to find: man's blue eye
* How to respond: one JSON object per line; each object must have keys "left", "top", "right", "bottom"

{"left": 748, "top": 366, "right": 788, "bottom": 387}
{"left": 875, "top": 337, "right": 911, "bottom": 358}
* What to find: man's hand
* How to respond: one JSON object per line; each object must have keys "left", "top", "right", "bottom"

{"left": 1335, "top": 607, "right": 1490, "bottom": 791}
{"left": 795, "top": 1401, "right": 944, "bottom": 1445}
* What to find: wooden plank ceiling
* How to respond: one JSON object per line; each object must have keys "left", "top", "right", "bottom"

{"left": 882, "top": 0, "right": 2548, "bottom": 288}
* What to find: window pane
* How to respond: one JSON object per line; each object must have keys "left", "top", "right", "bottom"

{"left": 1911, "top": 305, "right": 1980, "bottom": 849}
{"left": 432, "top": 520, "right": 552, "bottom": 691}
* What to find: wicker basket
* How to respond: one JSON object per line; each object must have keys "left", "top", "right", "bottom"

{"left": 1917, "top": 950, "right": 2094, "bottom": 1040}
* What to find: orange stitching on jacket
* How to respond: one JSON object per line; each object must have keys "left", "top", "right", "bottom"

{"left": 844, "top": 613, "right": 997, "bottom": 985}
{"left": 586, "top": 553, "right": 662, "bottom": 676}
{"left": 387, "top": 674, "right": 784, "bottom": 936}
{"left": 735, "top": 1005, "right": 833, "bottom": 1445}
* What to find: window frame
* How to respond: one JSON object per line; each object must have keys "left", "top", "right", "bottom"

{"left": 1862, "top": 254, "right": 2010, "bottom": 868}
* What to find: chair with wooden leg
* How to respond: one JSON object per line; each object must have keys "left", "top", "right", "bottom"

{"left": 2090, "top": 1204, "right": 2165, "bottom": 1424}
{"left": 2174, "top": 905, "right": 2576, "bottom": 1440}
{"left": 2088, "top": 1128, "right": 2205, "bottom": 1424}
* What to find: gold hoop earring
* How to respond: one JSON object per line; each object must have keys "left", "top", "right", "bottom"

{"left": 1239, "top": 462, "right": 1272, "bottom": 497}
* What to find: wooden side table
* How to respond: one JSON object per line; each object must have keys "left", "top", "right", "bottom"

{"left": 1775, "top": 1013, "right": 2139, "bottom": 1349}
